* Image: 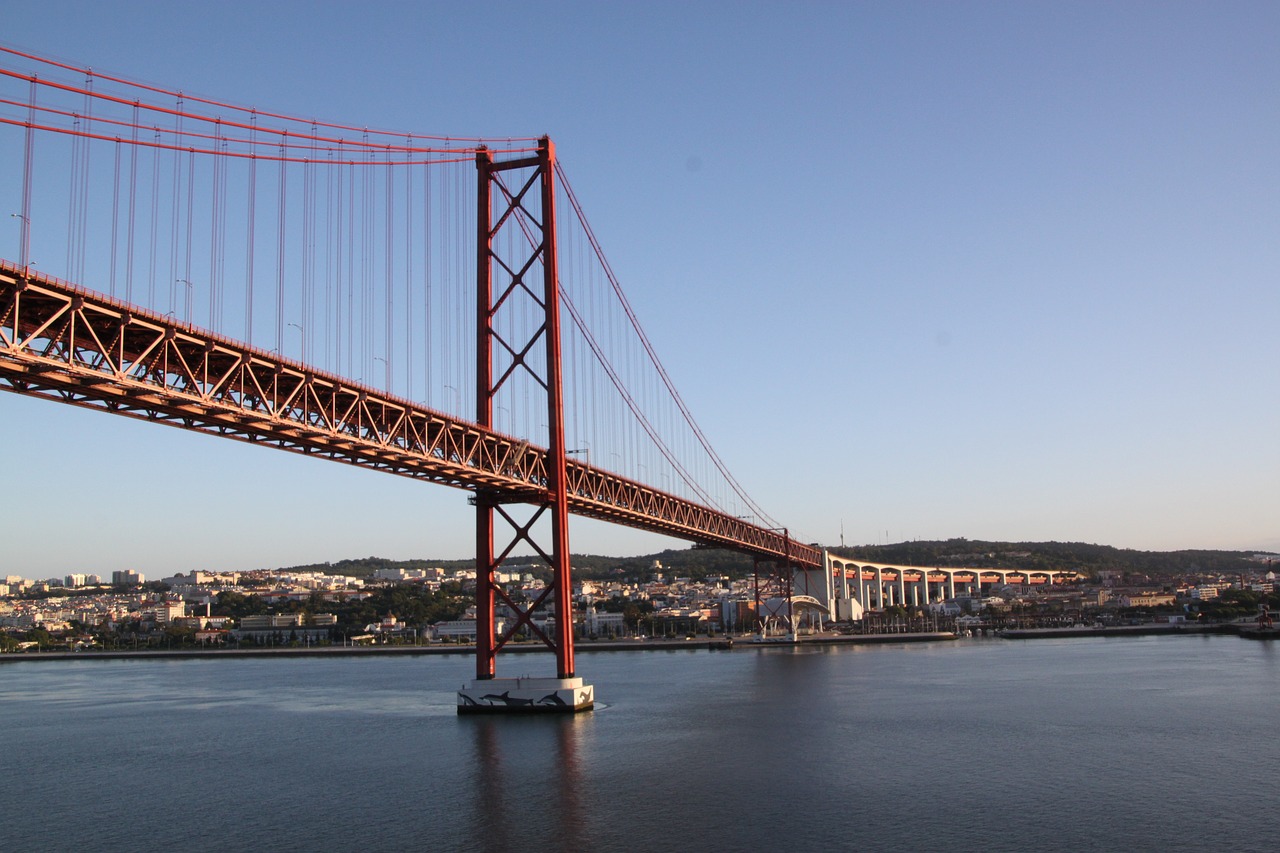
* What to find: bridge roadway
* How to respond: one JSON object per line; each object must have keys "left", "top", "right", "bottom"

{"left": 0, "top": 262, "right": 819, "bottom": 569}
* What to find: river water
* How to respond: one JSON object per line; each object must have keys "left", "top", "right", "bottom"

{"left": 3, "top": 635, "right": 1278, "bottom": 852}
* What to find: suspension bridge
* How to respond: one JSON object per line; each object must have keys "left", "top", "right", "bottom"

{"left": 0, "top": 47, "right": 831, "bottom": 711}
{"left": 0, "top": 47, "right": 1090, "bottom": 711}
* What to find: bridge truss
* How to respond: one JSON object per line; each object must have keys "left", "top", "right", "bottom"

{"left": 0, "top": 261, "right": 818, "bottom": 569}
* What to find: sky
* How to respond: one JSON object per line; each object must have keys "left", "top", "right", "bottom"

{"left": 2, "top": 1, "right": 1277, "bottom": 577}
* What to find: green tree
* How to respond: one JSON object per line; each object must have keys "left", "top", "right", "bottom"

{"left": 215, "top": 590, "right": 268, "bottom": 619}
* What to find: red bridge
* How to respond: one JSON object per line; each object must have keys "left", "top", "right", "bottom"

{"left": 0, "top": 47, "right": 818, "bottom": 711}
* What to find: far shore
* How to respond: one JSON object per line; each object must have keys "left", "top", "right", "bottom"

{"left": 0, "top": 631, "right": 956, "bottom": 663}
{"left": 4, "top": 622, "right": 1264, "bottom": 664}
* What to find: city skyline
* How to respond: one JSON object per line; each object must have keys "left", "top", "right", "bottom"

{"left": 2, "top": 1, "right": 1277, "bottom": 575}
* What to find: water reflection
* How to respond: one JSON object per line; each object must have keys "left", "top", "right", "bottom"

{"left": 462, "top": 712, "right": 591, "bottom": 851}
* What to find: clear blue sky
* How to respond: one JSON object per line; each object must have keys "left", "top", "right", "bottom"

{"left": 2, "top": 1, "right": 1277, "bottom": 577}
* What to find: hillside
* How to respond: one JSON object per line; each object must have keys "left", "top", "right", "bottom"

{"left": 282, "top": 539, "right": 1276, "bottom": 582}
{"left": 835, "top": 539, "right": 1276, "bottom": 579}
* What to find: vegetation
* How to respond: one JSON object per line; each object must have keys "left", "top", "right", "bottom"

{"left": 1189, "top": 588, "right": 1280, "bottom": 622}
{"left": 279, "top": 540, "right": 1273, "bottom": 584}
{"left": 274, "top": 555, "right": 473, "bottom": 579}
{"left": 7, "top": 539, "right": 1272, "bottom": 654}
{"left": 213, "top": 582, "right": 469, "bottom": 632}
{"left": 277, "top": 547, "right": 757, "bottom": 582}
{"left": 832, "top": 538, "right": 1272, "bottom": 581}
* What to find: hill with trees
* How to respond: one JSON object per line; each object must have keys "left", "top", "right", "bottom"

{"left": 281, "top": 539, "right": 1275, "bottom": 583}
{"left": 831, "top": 538, "right": 1272, "bottom": 580}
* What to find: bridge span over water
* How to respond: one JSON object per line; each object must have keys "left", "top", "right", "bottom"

{"left": 0, "top": 46, "right": 834, "bottom": 712}
{"left": 0, "top": 47, "right": 1077, "bottom": 712}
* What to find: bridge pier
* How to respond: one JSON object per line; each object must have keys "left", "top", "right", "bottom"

{"left": 464, "top": 139, "right": 594, "bottom": 714}
{"left": 458, "top": 677, "right": 594, "bottom": 714}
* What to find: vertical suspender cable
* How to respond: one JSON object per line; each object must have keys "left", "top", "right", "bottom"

{"left": 276, "top": 131, "right": 287, "bottom": 354}
{"left": 405, "top": 137, "right": 414, "bottom": 401}
{"left": 325, "top": 146, "right": 334, "bottom": 376}
{"left": 302, "top": 149, "right": 313, "bottom": 365}
{"left": 109, "top": 137, "right": 121, "bottom": 297}
{"left": 423, "top": 154, "right": 432, "bottom": 407}
{"left": 147, "top": 127, "right": 160, "bottom": 309}
{"left": 76, "top": 72, "right": 94, "bottom": 286}
{"left": 346, "top": 158, "right": 354, "bottom": 379}
{"left": 441, "top": 145, "right": 451, "bottom": 410}
{"left": 125, "top": 101, "right": 139, "bottom": 303}
{"left": 361, "top": 134, "right": 371, "bottom": 381}
{"left": 169, "top": 95, "right": 182, "bottom": 316}
{"left": 385, "top": 145, "right": 394, "bottom": 391}
{"left": 453, "top": 156, "right": 463, "bottom": 413}
{"left": 184, "top": 144, "right": 195, "bottom": 322}
{"left": 209, "top": 118, "right": 222, "bottom": 331}
{"left": 66, "top": 107, "right": 80, "bottom": 279}
{"left": 18, "top": 75, "right": 35, "bottom": 274}
{"left": 245, "top": 112, "right": 258, "bottom": 345}
{"left": 219, "top": 127, "right": 230, "bottom": 333}
{"left": 305, "top": 121, "right": 318, "bottom": 366}
{"left": 334, "top": 143, "right": 344, "bottom": 376}
{"left": 71, "top": 69, "right": 93, "bottom": 281}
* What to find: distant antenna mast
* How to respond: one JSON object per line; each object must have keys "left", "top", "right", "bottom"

{"left": 840, "top": 519, "right": 845, "bottom": 549}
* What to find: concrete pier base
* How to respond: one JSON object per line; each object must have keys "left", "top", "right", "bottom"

{"left": 457, "top": 676, "right": 594, "bottom": 714}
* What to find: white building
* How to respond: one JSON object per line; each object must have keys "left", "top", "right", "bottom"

{"left": 583, "top": 606, "right": 626, "bottom": 637}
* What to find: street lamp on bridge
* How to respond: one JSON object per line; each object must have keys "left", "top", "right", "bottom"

{"left": 176, "top": 279, "right": 194, "bottom": 323}
{"left": 9, "top": 212, "right": 30, "bottom": 275}
{"left": 288, "top": 322, "right": 306, "bottom": 361}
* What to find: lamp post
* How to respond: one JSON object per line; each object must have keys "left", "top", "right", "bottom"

{"left": 288, "top": 322, "right": 306, "bottom": 361}
{"left": 567, "top": 447, "right": 590, "bottom": 495}
{"left": 176, "top": 279, "right": 194, "bottom": 323}
{"left": 9, "top": 213, "right": 30, "bottom": 276}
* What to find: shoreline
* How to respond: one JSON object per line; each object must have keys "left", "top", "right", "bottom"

{"left": 997, "top": 623, "right": 1235, "bottom": 639}
{"left": 0, "top": 631, "right": 957, "bottom": 663}
{"left": 3, "top": 623, "right": 1267, "bottom": 664}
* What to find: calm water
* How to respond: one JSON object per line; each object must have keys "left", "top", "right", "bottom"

{"left": 3, "top": 635, "right": 1278, "bottom": 852}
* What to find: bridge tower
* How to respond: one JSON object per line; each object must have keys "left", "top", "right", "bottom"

{"left": 458, "top": 137, "right": 593, "bottom": 713}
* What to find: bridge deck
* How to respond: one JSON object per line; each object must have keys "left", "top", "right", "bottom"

{"left": 0, "top": 263, "right": 820, "bottom": 569}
